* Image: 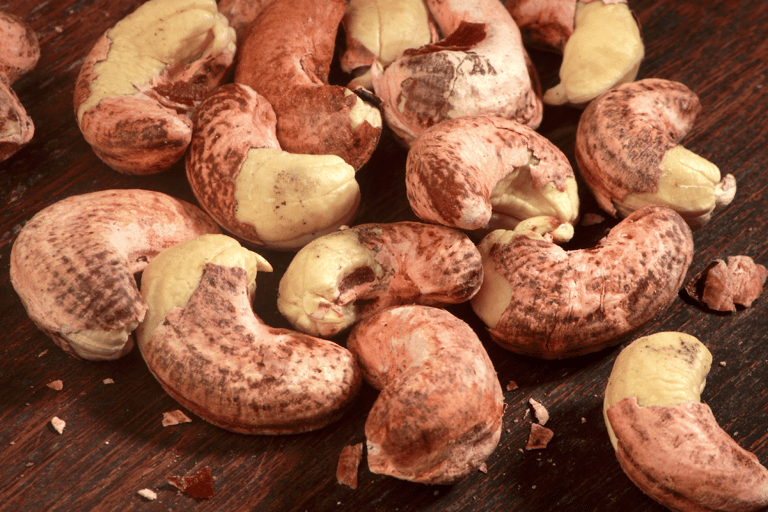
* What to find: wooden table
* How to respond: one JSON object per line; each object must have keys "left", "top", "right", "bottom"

{"left": 1, "top": 1, "right": 766, "bottom": 510}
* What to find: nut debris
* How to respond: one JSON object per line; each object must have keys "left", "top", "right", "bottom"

{"left": 525, "top": 423, "right": 554, "bottom": 450}
{"left": 46, "top": 380, "right": 63, "bottom": 391}
{"left": 168, "top": 466, "right": 214, "bottom": 499}
{"left": 685, "top": 256, "right": 767, "bottom": 312}
{"left": 336, "top": 443, "right": 364, "bottom": 489}
{"left": 137, "top": 489, "right": 157, "bottom": 501}
{"left": 162, "top": 410, "right": 192, "bottom": 427}
{"left": 51, "top": 417, "right": 66, "bottom": 434}
{"left": 528, "top": 398, "right": 549, "bottom": 426}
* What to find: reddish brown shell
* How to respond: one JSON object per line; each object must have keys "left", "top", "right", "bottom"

{"left": 504, "top": 0, "right": 576, "bottom": 52}
{"left": 141, "top": 263, "right": 362, "bottom": 435}
{"left": 478, "top": 205, "right": 693, "bottom": 359}
{"left": 574, "top": 78, "right": 701, "bottom": 216}
{"left": 406, "top": 115, "right": 574, "bottom": 230}
{"left": 0, "top": 79, "right": 34, "bottom": 162}
{"left": 348, "top": 305, "right": 504, "bottom": 484}
{"left": 9, "top": 189, "right": 221, "bottom": 359}
{"left": 235, "top": 0, "right": 381, "bottom": 170}
{"left": 0, "top": 11, "right": 40, "bottom": 85}
{"left": 608, "top": 397, "right": 768, "bottom": 512}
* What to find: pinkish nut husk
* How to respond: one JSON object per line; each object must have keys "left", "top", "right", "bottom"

{"left": 371, "top": 0, "right": 543, "bottom": 146}
{"left": 235, "top": 0, "right": 382, "bottom": 171}
{"left": 73, "top": 0, "right": 236, "bottom": 175}
{"left": 689, "top": 256, "right": 768, "bottom": 312}
{"left": 471, "top": 205, "right": 694, "bottom": 359}
{"left": 608, "top": 397, "right": 768, "bottom": 512}
{"left": 348, "top": 305, "right": 504, "bottom": 484}
{"left": 9, "top": 189, "right": 221, "bottom": 361}
{"left": 336, "top": 443, "right": 364, "bottom": 489}
{"left": 525, "top": 423, "right": 554, "bottom": 450}
{"left": 0, "top": 11, "right": 40, "bottom": 85}
{"left": 406, "top": 115, "right": 578, "bottom": 234}
{"left": 142, "top": 263, "right": 362, "bottom": 435}
{"left": 503, "top": 0, "right": 577, "bottom": 52}
{"left": 0, "top": 78, "right": 34, "bottom": 162}
{"left": 277, "top": 221, "right": 484, "bottom": 338}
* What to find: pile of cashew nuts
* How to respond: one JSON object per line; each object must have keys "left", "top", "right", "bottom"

{"left": 8, "top": 0, "right": 768, "bottom": 507}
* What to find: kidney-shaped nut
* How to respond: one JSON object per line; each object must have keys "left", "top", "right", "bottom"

{"left": 370, "top": 0, "right": 543, "bottom": 146}
{"left": 471, "top": 205, "right": 694, "bottom": 359}
{"left": 0, "top": 11, "right": 40, "bottom": 162}
{"left": 9, "top": 189, "right": 221, "bottom": 361}
{"left": 235, "top": 0, "right": 382, "bottom": 171}
{"left": 277, "top": 221, "right": 484, "bottom": 338}
{"left": 186, "top": 83, "right": 361, "bottom": 250}
{"left": 73, "top": 0, "right": 236, "bottom": 175}
{"left": 137, "top": 234, "right": 362, "bottom": 435}
{"left": 348, "top": 305, "right": 504, "bottom": 484}
{"left": 507, "top": 0, "right": 644, "bottom": 106}
{"left": 406, "top": 115, "right": 579, "bottom": 240}
{"left": 604, "top": 332, "right": 768, "bottom": 511}
{"left": 575, "top": 78, "right": 736, "bottom": 229}
{"left": 340, "top": 0, "right": 436, "bottom": 91}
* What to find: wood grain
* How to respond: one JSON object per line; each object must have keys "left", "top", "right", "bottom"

{"left": 1, "top": 1, "right": 766, "bottom": 511}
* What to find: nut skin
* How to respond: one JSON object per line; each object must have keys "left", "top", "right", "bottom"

{"left": 235, "top": 0, "right": 382, "bottom": 171}
{"left": 9, "top": 189, "right": 221, "bottom": 361}
{"left": 370, "top": 0, "right": 543, "bottom": 146}
{"left": 347, "top": 305, "right": 504, "bottom": 484}
{"left": 277, "top": 221, "right": 484, "bottom": 338}
{"left": 0, "top": 11, "right": 39, "bottom": 162}
{"left": 406, "top": 115, "right": 578, "bottom": 233}
{"left": 608, "top": 398, "right": 768, "bottom": 512}
{"left": 575, "top": 78, "right": 735, "bottom": 227}
{"left": 471, "top": 205, "right": 694, "bottom": 359}
{"left": 73, "top": 0, "right": 236, "bottom": 175}
{"left": 504, "top": 0, "right": 576, "bottom": 52}
{"left": 141, "top": 262, "right": 362, "bottom": 435}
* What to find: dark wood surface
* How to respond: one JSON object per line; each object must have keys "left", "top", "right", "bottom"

{"left": 1, "top": 1, "right": 767, "bottom": 510}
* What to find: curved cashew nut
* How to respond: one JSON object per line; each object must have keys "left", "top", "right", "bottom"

{"left": 506, "top": 0, "right": 644, "bottom": 106}
{"left": 0, "top": 11, "right": 40, "bottom": 162}
{"left": 575, "top": 78, "right": 736, "bottom": 228}
{"left": 186, "top": 83, "right": 361, "bottom": 250}
{"left": 137, "top": 234, "right": 362, "bottom": 435}
{"left": 471, "top": 205, "right": 693, "bottom": 359}
{"left": 235, "top": 0, "right": 382, "bottom": 171}
{"left": 348, "top": 305, "right": 504, "bottom": 484}
{"left": 9, "top": 189, "right": 221, "bottom": 360}
{"left": 370, "top": 0, "right": 543, "bottom": 146}
{"left": 406, "top": 115, "right": 579, "bottom": 240}
{"left": 604, "top": 332, "right": 768, "bottom": 511}
{"left": 277, "top": 221, "right": 483, "bottom": 338}
{"left": 73, "top": 0, "right": 236, "bottom": 174}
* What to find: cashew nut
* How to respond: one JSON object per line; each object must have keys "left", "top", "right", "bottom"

{"left": 186, "top": 83, "right": 361, "bottom": 250}
{"left": 73, "top": 0, "right": 236, "bottom": 174}
{"left": 137, "top": 234, "right": 362, "bottom": 435}
{"left": 471, "top": 205, "right": 694, "bottom": 359}
{"left": 575, "top": 78, "right": 737, "bottom": 228}
{"left": 406, "top": 115, "right": 579, "bottom": 241}
{"left": 348, "top": 305, "right": 504, "bottom": 484}
{"left": 234, "top": 0, "right": 382, "bottom": 171}
{"left": 9, "top": 189, "right": 221, "bottom": 360}
{"left": 370, "top": 0, "right": 543, "bottom": 146}
{"left": 216, "top": 0, "right": 272, "bottom": 42}
{"left": 277, "top": 222, "right": 483, "bottom": 337}
{"left": 507, "top": 0, "right": 645, "bottom": 106}
{"left": 0, "top": 11, "right": 39, "bottom": 162}
{"left": 604, "top": 332, "right": 768, "bottom": 511}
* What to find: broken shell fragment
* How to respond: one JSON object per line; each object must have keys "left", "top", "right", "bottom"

{"left": 277, "top": 222, "right": 483, "bottom": 338}
{"left": 686, "top": 256, "right": 768, "bottom": 312}
{"left": 575, "top": 78, "right": 736, "bottom": 228}
{"left": 73, "top": 0, "right": 236, "bottom": 174}
{"left": 138, "top": 234, "right": 362, "bottom": 434}
{"left": 471, "top": 205, "right": 693, "bottom": 359}
{"left": 348, "top": 305, "right": 504, "bottom": 484}
{"left": 10, "top": 189, "right": 221, "bottom": 360}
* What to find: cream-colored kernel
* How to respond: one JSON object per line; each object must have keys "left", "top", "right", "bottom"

{"left": 346, "top": 89, "right": 382, "bottom": 129}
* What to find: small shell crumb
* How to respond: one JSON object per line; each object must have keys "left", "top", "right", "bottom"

{"left": 506, "top": 380, "right": 519, "bottom": 391}
{"left": 162, "top": 410, "right": 192, "bottom": 427}
{"left": 46, "top": 380, "right": 63, "bottom": 391}
{"left": 525, "top": 423, "right": 554, "bottom": 450}
{"left": 137, "top": 489, "right": 157, "bottom": 500}
{"left": 528, "top": 398, "right": 549, "bottom": 425}
{"left": 51, "top": 416, "right": 66, "bottom": 434}
{"left": 103, "top": 378, "right": 115, "bottom": 385}
{"left": 336, "top": 443, "right": 364, "bottom": 489}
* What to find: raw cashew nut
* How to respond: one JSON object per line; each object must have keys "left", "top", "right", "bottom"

{"left": 9, "top": 189, "right": 221, "bottom": 360}
{"left": 73, "top": 0, "right": 236, "bottom": 174}
{"left": 507, "top": 0, "right": 644, "bottom": 106}
{"left": 186, "top": 83, "right": 361, "bottom": 250}
{"left": 137, "top": 234, "right": 362, "bottom": 435}
{"left": 604, "top": 332, "right": 768, "bottom": 511}
{"left": 370, "top": 0, "right": 543, "bottom": 146}
{"left": 235, "top": 0, "right": 382, "bottom": 171}
{"left": 406, "top": 115, "right": 579, "bottom": 240}
{"left": 347, "top": 305, "right": 504, "bottom": 484}
{"left": 340, "top": 0, "right": 436, "bottom": 91}
{"left": 575, "top": 78, "right": 737, "bottom": 228}
{"left": 0, "top": 11, "right": 40, "bottom": 162}
{"left": 471, "top": 205, "right": 694, "bottom": 359}
{"left": 277, "top": 222, "right": 483, "bottom": 338}
{"left": 216, "top": 0, "right": 272, "bottom": 42}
